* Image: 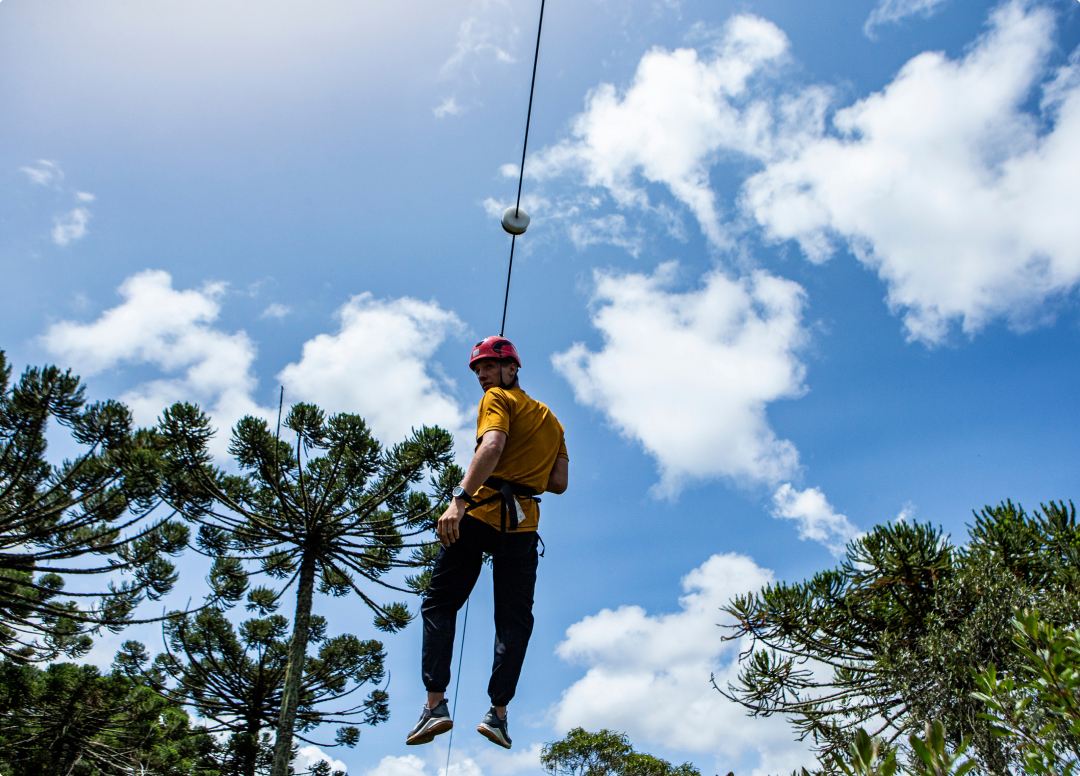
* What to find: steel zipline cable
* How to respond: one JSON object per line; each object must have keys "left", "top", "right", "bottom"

{"left": 442, "top": 5, "right": 546, "bottom": 774}
{"left": 500, "top": 0, "right": 546, "bottom": 337}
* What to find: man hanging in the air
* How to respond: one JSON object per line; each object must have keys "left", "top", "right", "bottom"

{"left": 406, "top": 335, "right": 569, "bottom": 750}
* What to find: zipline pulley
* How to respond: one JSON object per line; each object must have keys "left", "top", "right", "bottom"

{"left": 501, "top": 206, "right": 531, "bottom": 236}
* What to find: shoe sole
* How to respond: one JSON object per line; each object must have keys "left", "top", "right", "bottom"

{"left": 477, "top": 722, "right": 512, "bottom": 749}
{"left": 406, "top": 718, "right": 453, "bottom": 746}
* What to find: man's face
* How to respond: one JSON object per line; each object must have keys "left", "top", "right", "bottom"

{"left": 472, "top": 358, "right": 517, "bottom": 391}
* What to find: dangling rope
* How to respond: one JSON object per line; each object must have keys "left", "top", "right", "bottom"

{"left": 443, "top": 598, "right": 469, "bottom": 776}
{"left": 500, "top": 0, "right": 547, "bottom": 337}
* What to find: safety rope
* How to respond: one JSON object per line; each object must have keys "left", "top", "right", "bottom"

{"left": 500, "top": 0, "right": 546, "bottom": 337}
{"left": 443, "top": 597, "right": 469, "bottom": 776}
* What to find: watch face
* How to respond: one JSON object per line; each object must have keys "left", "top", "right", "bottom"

{"left": 452, "top": 487, "right": 466, "bottom": 499}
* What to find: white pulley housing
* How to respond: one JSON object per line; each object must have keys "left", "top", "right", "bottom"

{"left": 501, "top": 206, "right": 531, "bottom": 235}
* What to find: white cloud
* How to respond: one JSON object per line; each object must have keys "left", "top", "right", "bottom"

{"left": 553, "top": 553, "right": 809, "bottom": 772}
{"left": 364, "top": 755, "right": 427, "bottom": 776}
{"left": 532, "top": 2, "right": 1080, "bottom": 345}
{"left": 20, "top": 159, "right": 63, "bottom": 186}
{"left": 527, "top": 14, "right": 793, "bottom": 248}
{"left": 52, "top": 207, "right": 91, "bottom": 245}
{"left": 567, "top": 215, "right": 644, "bottom": 257}
{"left": 363, "top": 754, "right": 483, "bottom": 776}
{"left": 40, "top": 272, "right": 475, "bottom": 464}
{"left": 895, "top": 501, "right": 917, "bottom": 522}
{"left": 744, "top": 1, "right": 1080, "bottom": 344}
{"left": 770, "top": 483, "right": 861, "bottom": 557}
{"left": 261, "top": 302, "right": 292, "bottom": 319}
{"left": 434, "top": 96, "right": 464, "bottom": 118}
{"left": 441, "top": 2, "right": 517, "bottom": 77}
{"left": 553, "top": 262, "right": 807, "bottom": 497}
{"left": 864, "top": 0, "right": 949, "bottom": 38}
{"left": 75, "top": 190, "right": 96, "bottom": 202}
{"left": 297, "top": 745, "right": 347, "bottom": 774}
{"left": 473, "top": 743, "right": 542, "bottom": 776}
{"left": 278, "top": 293, "right": 473, "bottom": 454}
{"left": 41, "top": 270, "right": 268, "bottom": 448}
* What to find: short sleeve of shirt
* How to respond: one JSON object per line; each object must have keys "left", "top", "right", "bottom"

{"left": 476, "top": 388, "right": 512, "bottom": 442}
{"left": 557, "top": 430, "right": 568, "bottom": 460}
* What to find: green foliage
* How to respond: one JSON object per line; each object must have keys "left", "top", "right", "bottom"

{"left": 158, "top": 401, "right": 459, "bottom": 625}
{"left": 540, "top": 727, "right": 701, "bottom": 776}
{"left": 117, "top": 607, "right": 386, "bottom": 776}
{"left": 824, "top": 729, "right": 897, "bottom": 776}
{"left": 0, "top": 655, "right": 216, "bottom": 776}
{"left": 158, "top": 401, "right": 460, "bottom": 776}
{"left": 808, "top": 722, "right": 973, "bottom": 776}
{"left": 721, "top": 500, "right": 1080, "bottom": 774}
{"left": 0, "top": 350, "right": 188, "bottom": 662}
{"left": 973, "top": 609, "right": 1080, "bottom": 775}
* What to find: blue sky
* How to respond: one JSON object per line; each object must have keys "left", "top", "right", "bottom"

{"left": 3, "top": 0, "right": 1080, "bottom": 774}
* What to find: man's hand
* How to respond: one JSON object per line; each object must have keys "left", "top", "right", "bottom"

{"left": 436, "top": 430, "right": 507, "bottom": 547}
{"left": 437, "top": 498, "right": 468, "bottom": 546}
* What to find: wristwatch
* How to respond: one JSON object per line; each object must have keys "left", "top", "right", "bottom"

{"left": 451, "top": 486, "right": 474, "bottom": 504}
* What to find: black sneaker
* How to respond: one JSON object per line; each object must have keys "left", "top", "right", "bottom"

{"left": 477, "top": 707, "right": 512, "bottom": 749}
{"left": 405, "top": 700, "right": 453, "bottom": 745}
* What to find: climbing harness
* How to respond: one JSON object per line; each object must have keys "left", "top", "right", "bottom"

{"left": 442, "top": 5, "right": 546, "bottom": 770}
{"left": 499, "top": 0, "right": 546, "bottom": 338}
{"left": 463, "top": 476, "right": 541, "bottom": 533}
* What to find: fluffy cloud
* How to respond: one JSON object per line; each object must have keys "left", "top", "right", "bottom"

{"left": 42, "top": 271, "right": 472, "bottom": 462}
{"left": 553, "top": 553, "right": 809, "bottom": 773}
{"left": 52, "top": 207, "right": 91, "bottom": 246}
{"left": 533, "top": 2, "right": 1080, "bottom": 345}
{"left": 278, "top": 293, "right": 472, "bottom": 453}
{"left": 567, "top": 214, "right": 644, "bottom": 257}
{"left": 296, "top": 745, "right": 347, "bottom": 775}
{"left": 41, "top": 270, "right": 266, "bottom": 443}
{"left": 553, "top": 262, "right": 807, "bottom": 496}
{"left": 364, "top": 755, "right": 483, "bottom": 776}
{"left": 260, "top": 302, "right": 292, "bottom": 319}
{"left": 771, "top": 483, "right": 861, "bottom": 557}
{"left": 433, "top": 96, "right": 464, "bottom": 118}
{"left": 20, "top": 159, "right": 63, "bottom": 187}
{"left": 364, "top": 755, "right": 427, "bottom": 776}
{"left": 745, "top": 2, "right": 1080, "bottom": 344}
{"left": 528, "top": 14, "right": 796, "bottom": 248}
{"left": 440, "top": 0, "right": 517, "bottom": 76}
{"left": 864, "top": 0, "right": 949, "bottom": 37}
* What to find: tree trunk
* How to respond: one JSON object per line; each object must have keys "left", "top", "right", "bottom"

{"left": 238, "top": 720, "right": 262, "bottom": 776}
{"left": 270, "top": 551, "right": 317, "bottom": 776}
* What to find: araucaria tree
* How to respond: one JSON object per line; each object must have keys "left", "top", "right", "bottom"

{"left": 117, "top": 606, "right": 388, "bottom": 776}
{"left": 0, "top": 653, "right": 215, "bottom": 776}
{"left": 158, "top": 401, "right": 459, "bottom": 776}
{"left": 720, "top": 500, "right": 1080, "bottom": 775}
{"left": 0, "top": 351, "right": 188, "bottom": 662}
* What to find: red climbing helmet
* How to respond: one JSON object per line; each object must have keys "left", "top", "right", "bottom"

{"left": 469, "top": 336, "right": 522, "bottom": 369}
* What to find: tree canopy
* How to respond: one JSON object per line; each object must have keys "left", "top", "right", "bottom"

{"left": 0, "top": 351, "right": 188, "bottom": 662}
{"left": 158, "top": 400, "right": 459, "bottom": 776}
{"left": 117, "top": 607, "right": 386, "bottom": 776}
{"left": 721, "top": 500, "right": 1080, "bottom": 774}
{"left": 0, "top": 656, "right": 216, "bottom": 776}
{"left": 541, "top": 727, "right": 702, "bottom": 776}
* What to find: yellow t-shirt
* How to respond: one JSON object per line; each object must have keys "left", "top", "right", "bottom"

{"left": 469, "top": 386, "right": 568, "bottom": 532}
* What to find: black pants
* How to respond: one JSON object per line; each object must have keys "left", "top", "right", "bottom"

{"left": 421, "top": 515, "right": 539, "bottom": 707}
